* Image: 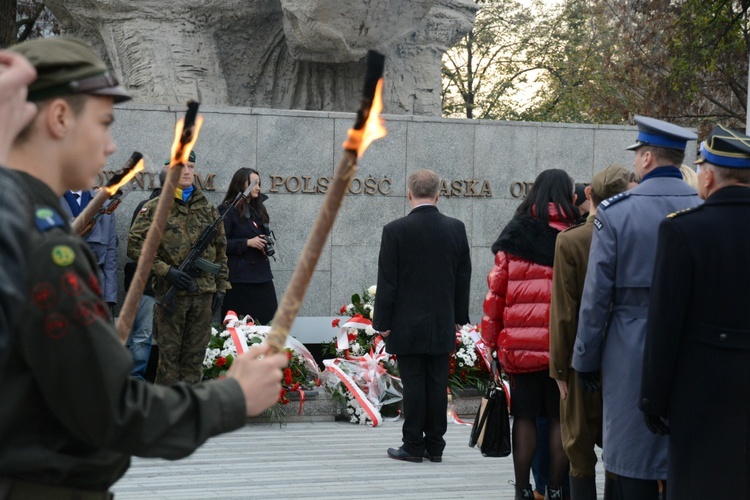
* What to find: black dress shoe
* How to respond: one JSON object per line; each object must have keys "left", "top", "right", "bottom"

{"left": 387, "top": 447, "right": 422, "bottom": 463}
{"left": 423, "top": 451, "right": 442, "bottom": 463}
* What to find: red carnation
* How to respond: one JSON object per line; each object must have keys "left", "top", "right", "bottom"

{"left": 340, "top": 305, "right": 347, "bottom": 314}
{"left": 348, "top": 332, "right": 358, "bottom": 342}
{"left": 284, "top": 368, "right": 293, "bottom": 385}
{"left": 216, "top": 357, "right": 227, "bottom": 367}
{"left": 286, "top": 350, "right": 293, "bottom": 361}
{"left": 332, "top": 318, "right": 340, "bottom": 327}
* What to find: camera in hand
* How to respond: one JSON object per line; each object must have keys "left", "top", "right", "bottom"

{"left": 263, "top": 224, "right": 276, "bottom": 258}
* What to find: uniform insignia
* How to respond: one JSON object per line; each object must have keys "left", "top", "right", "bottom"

{"left": 60, "top": 271, "right": 83, "bottom": 296}
{"left": 51, "top": 246, "right": 76, "bottom": 267}
{"left": 140, "top": 206, "right": 148, "bottom": 213}
{"left": 667, "top": 206, "right": 701, "bottom": 218}
{"left": 31, "top": 283, "right": 57, "bottom": 310}
{"left": 594, "top": 218, "right": 603, "bottom": 231}
{"left": 73, "top": 301, "right": 98, "bottom": 326}
{"left": 44, "top": 313, "right": 69, "bottom": 340}
{"left": 35, "top": 207, "right": 65, "bottom": 232}
{"left": 598, "top": 191, "right": 630, "bottom": 210}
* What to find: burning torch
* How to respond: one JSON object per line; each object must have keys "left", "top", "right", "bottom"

{"left": 115, "top": 101, "right": 203, "bottom": 342}
{"left": 264, "top": 50, "right": 387, "bottom": 353}
{"left": 71, "top": 152, "right": 144, "bottom": 236}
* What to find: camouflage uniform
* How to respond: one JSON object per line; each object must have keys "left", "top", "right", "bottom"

{"left": 0, "top": 172, "right": 245, "bottom": 494}
{"left": 128, "top": 184, "right": 229, "bottom": 384}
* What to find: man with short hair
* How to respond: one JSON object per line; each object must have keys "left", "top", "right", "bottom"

{"left": 640, "top": 125, "right": 750, "bottom": 499}
{"left": 128, "top": 150, "right": 230, "bottom": 385}
{"left": 572, "top": 116, "right": 702, "bottom": 498}
{"left": 0, "top": 37, "right": 286, "bottom": 498}
{"left": 373, "top": 169, "right": 472, "bottom": 463}
{"left": 549, "top": 163, "right": 630, "bottom": 500}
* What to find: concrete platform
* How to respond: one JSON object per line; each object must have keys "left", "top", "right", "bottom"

{"left": 111, "top": 420, "right": 606, "bottom": 499}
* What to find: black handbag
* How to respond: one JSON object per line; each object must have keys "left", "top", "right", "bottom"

{"left": 468, "top": 359, "right": 511, "bottom": 457}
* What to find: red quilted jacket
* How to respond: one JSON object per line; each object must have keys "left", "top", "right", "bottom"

{"left": 481, "top": 207, "right": 571, "bottom": 374}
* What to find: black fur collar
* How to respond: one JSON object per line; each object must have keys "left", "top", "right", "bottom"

{"left": 491, "top": 214, "right": 560, "bottom": 267}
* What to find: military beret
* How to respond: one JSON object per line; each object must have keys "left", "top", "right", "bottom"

{"left": 9, "top": 37, "right": 130, "bottom": 103}
{"left": 626, "top": 116, "right": 698, "bottom": 152}
{"left": 695, "top": 125, "right": 750, "bottom": 169}
{"left": 164, "top": 150, "right": 196, "bottom": 165}
{"left": 590, "top": 163, "right": 630, "bottom": 201}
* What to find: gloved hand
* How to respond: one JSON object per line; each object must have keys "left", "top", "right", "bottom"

{"left": 211, "top": 291, "right": 225, "bottom": 323}
{"left": 643, "top": 413, "right": 670, "bottom": 435}
{"left": 165, "top": 267, "right": 196, "bottom": 291}
{"left": 577, "top": 369, "right": 601, "bottom": 393}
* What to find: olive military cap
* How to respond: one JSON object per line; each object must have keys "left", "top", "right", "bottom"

{"left": 590, "top": 163, "right": 630, "bottom": 200}
{"left": 9, "top": 37, "right": 131, "bottom": 103}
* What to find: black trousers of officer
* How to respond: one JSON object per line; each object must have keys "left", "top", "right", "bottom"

{"left": 397, "top": 353, "right": 450, "bottom": 457}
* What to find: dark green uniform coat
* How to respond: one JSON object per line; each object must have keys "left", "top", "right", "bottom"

{"left": 549, "top": 218, "right": 603, "bottom": 477}
{"left": 0, "top": 173, "right": 246, "bottom": 492}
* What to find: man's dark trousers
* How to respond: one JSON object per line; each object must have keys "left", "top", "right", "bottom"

{"left": 398, "top": 352, "right": 450, "bottom": 457}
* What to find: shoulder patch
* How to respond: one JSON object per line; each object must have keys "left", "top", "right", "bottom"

{"left": 667, "top": 205, "right": 702, "bottom": 218}
{"left": 598, "top": 191, "right": 630, "bottom": 210}
{"left": 51, "top": 245, "right": 76, "bottom": 267}
{"left": 35, "top": 207, "right": 65, "bottom": 232}
{"left": 594, "top": 218, "right": 603, "bottom": 231}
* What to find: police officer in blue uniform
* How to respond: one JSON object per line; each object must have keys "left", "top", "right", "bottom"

{"left": 640, "top": 125, "right": 750, "bottom": 499}
{"left": 572, "top": 116, "right": 702, "bottom": 499}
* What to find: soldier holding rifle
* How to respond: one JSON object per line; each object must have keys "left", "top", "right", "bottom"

{"left": 0, "top": 37, "right": 286, "bottom": 499}
{"left": 128, "top": 150, "right": 230, "bottom": 385}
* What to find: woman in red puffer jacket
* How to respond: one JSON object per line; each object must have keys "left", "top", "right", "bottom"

{"left": 481, "top": 169, "right": 578, "bottom": 500}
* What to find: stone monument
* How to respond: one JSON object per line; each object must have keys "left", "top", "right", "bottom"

{"left": 44, "top": 0, "right": 477, "bottom": 115}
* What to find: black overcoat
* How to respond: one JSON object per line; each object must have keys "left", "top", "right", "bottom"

{"left": 640, "top": 185, "right": 750, "bottom": 499}
{"left": 372, "top": 205, "right": 471, "bottom": 355}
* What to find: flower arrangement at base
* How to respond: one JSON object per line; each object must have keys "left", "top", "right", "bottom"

{"left": 322, "top": 285, "right": 491, "bottom": 424}
{"left": 203, "top": 313, "right": 322, "bottom": 423}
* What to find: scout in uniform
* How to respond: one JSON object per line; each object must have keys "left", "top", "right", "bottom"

{"left": 572, "top": 116, "right": 701, "bottom": 499}
{"left": 640, "top": 125, "right": 750, "bottom": 499}
{"left": 549, "top": 163, "right": 630, "bottom": 500}
{"left": 0, "top": 37, "right": 286, "bottom": 499}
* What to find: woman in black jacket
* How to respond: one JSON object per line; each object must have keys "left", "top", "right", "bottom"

{"left": 219, "top": 168, "right": 277, "bottom": 324}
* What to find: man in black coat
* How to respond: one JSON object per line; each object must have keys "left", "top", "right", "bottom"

{"left": 640, "top": 125, "right": 750, "bottom": 499}
{"left": 373, "top": 169, "right": 472, "bottom": 463}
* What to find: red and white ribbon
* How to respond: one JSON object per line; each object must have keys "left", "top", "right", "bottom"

{"left": 324, "top": 358, "right": 383, "bottom": 427}
{"left": 336, "top": 314, "right": 373, "bottom": 350}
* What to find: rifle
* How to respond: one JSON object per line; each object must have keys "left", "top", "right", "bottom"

{"left": 80, "top": 191, "right": 123, "bottom": 237}
{"left": 157, "top": 178, "right": 257, "bottom": 314}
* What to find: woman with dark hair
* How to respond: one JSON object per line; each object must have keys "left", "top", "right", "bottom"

{"left": 219, "top": 167, "right": 278, "bottom": 324}
{"left": 481, "top": 168, "right": 577, "bottom": 500}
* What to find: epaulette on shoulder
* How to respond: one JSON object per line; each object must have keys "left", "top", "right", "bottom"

{"left": 34, "top": 207, "right": 66, "bottom": 232}
{"left": 598, "top": 191, "right": 630, "bottom": 210}
{"left": 667, "top": 205, "right": 702, "bottom": 218}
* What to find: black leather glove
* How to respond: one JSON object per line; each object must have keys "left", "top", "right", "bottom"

{"left": 643, "top": 413, "right": 670, "bottom": 435}
{"left": 577, "top": 369, "right": 601, "bottom": 393}
{"left": 211, "top": 291, "right": 225, "bottom": 323}
{"left": 165, "top": 267, "right": 196, "bottom": 291}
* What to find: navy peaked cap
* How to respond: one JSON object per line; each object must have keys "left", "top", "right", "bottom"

{"left": 626, "top": 116, "right": 697, "bottom": 152}
{"left": 695, "top": 125, "right": 750, "bottom": 169}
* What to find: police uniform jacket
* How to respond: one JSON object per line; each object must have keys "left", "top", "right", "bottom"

{"left": 127, "top": 185, "right": 229, "bottom": 296}
{"left": 572, "top": 174, "right": 701, "bottom": 480}
{"left": 0, "top": 172, "right": 247, "bottom": 491}
{"left": 219, "top": 201, "right": 273, "bottom": 284}
{"left": 640, "top": 185, "right": 750, "bottom": 499}
{"left": 372, "top": 205, "right": 471, "bottom": 355}
{"left": 60, "top": 191, "right": 118, "bottom": 304}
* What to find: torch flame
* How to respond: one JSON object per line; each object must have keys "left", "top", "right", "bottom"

{"left": 104, "top": 158, "right": 145, "bottom": 195}
{"left": 343, "top": 78, "right": 387, "bottom": 158}
{"left": 169, "top": 115, "right": 205, "bottom": 167}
